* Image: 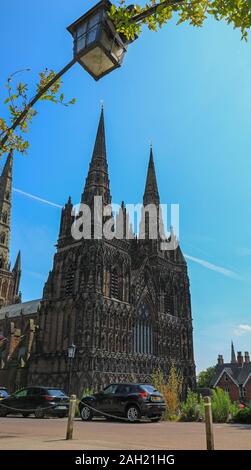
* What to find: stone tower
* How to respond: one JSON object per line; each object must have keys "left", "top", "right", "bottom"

{"left": 28, "top": 109, "right": 196, "bottom": 397}
{"left": 0, "top": 151, "right": 21, "bottom": 307}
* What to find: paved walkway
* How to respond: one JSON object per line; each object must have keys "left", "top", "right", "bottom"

{"left": 0, "top": 417, "right": 250, "bottom": 450}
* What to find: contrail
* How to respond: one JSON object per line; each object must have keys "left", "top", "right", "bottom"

{"left": 185, "top": 253, "right": 242, "bottom": 280}
{"left": 13, "top": 188, "right": 62, "bottom": 209}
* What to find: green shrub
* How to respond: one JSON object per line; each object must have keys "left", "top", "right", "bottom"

{"left": 211, "top": 387, "right": 232, "bottom": 423}
{"left": 81, "top": 388, "right": 93, "bottom": 398}
{"left": 233, "top": 407, "right": 251, "bottom": 424}
{"left": 152, "top": 366, "right": 182, "bottom": 420}
{"left": 229, "top": 401, "right": 240, "bottom": 420}
{"left": 180, "top": 390, "right": 204, "bottom": 422}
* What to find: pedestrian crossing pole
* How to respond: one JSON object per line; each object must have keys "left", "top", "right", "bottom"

{"left": 204, "top": 396, "right": 214, "bottom": 450}
{"left": 66, "top": 394, "right": 77, "bottom": 440}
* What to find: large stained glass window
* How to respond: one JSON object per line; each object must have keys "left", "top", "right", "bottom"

{"left": 133, "top": 302, "right": 153, "bottom": 354}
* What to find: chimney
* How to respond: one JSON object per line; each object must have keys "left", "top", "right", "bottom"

{"left": 244, "top": 351, "right": 250, "bottom": 364}
{"left": 217, "top": 354, "right": 224, "bottom": 365}
{"left": 237, "top": 351, "right": 244, "bottom": 367}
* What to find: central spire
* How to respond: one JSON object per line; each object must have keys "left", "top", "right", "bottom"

{"left": 82, "top": 107, "right": 111, "bottom": 207}
{"left": 143, "top": 145, "right": 160, "bottom": 206}
{"left": 231, "top": 341, "right": 237, "bottom": 363}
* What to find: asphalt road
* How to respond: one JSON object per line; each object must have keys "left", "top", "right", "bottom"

{"left": 0, "top": 417, "right": 250, "bottom": 450}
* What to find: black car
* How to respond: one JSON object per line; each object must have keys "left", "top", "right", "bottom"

{"left": 0, "top": 386, "right": 69, "bottom": 418}
{"left": 79, "top": 383, "right": 166, "bottom": 423}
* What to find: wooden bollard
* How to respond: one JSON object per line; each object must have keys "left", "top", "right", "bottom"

{"left": 204, "top": 396, "right": 214, "bottom": 450}
{"left": 66, "top": 394, "right": 77, "bottom": 440}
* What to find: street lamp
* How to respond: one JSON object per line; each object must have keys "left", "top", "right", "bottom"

{"left": 67, "top": 343, "right": 76, "bottom": 396}
{"left": 67, "top": 0, "right": 129, "bottom": 81}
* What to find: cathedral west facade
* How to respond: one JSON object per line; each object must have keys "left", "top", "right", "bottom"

{"left": 0, "top": 109, "right": 196, "bottom": 397}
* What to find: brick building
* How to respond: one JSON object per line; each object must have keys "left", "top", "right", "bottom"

{"left": 212, "top": 342, "right": 251, "bottom": 403}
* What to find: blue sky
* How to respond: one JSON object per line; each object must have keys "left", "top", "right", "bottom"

{"left": 1, "top": 0, "right": 251, "bottom": 372}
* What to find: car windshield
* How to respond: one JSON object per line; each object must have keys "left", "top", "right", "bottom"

{"left": 46, "top": 389, "right": 67, "bottom": 397}
{"left": 140, "top": 385, "right": 158, "bottom": 393}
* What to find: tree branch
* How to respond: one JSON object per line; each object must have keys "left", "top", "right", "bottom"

{"left": 0, "top": 58, "right": 76, "bottom": 151}
{"left": 129, "top": 0, "right": 186, "bottom": 24}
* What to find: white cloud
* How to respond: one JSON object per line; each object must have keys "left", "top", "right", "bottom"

{"left": 24, "top": 270, "right": 46, "bottom": 281}
{"left": 185, "top": 253, "right": 242, "bottom": 280}
{"left": 234, "top": 324, "right": 251, "bottom": 336}
{"left": 13, "top": 188, "right": 62, "bottom": 209}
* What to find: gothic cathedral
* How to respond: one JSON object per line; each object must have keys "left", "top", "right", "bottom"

{"left": 0, "top": 109, "right": 196, "bottom": 396}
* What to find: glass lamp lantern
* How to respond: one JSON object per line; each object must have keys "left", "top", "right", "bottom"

{"left": 67, "top": 0, "right": 129, "bottom": 80}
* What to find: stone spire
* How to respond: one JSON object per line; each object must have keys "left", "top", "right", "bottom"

{"left": 82, "top": 107, "right": 111, "bottom": 207}
{"left": 12, "top": 251, "right": 22, "bottom": 303}
{"left": 143, "top": 145, "right": 160, "bottom": 206}
{"left": 0, "top": 150, "right": 13, "bottom": 269}
{"left": 139, "top": 146, "right": 166, "bottom": 243}
{"left": 231, "top": 341, "right": 237, "bottom": 363}
{"left": 58, "top": 196, "right": 73, "bottom": 247}
{"left": 13, "top": 250, "right": 21, "bottom": 272}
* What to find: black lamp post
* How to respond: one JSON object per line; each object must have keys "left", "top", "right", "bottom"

{"left": 67, "top": 343, "right": 76, "bottom": 396}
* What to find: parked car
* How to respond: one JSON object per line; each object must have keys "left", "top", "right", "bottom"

{"left": 79, "top": 383, "right": 166, "bottom": 423}
{"left": 0, "top": 387, "right": 9, "bottom": 400}
{"left": 0, "top": 386, "right": 69, "bottom": 418}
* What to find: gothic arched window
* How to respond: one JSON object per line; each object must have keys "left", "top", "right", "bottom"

{"left": 1, "top": 280, "right": 8, "bottom": 297}
{"left": 65, "top": 265, "right": 75, "bottom": 297}
{"left": 110, "top": 267, "right": 119, "bottom": 299}
{"left": 133, "top": 302, "right": 153, "bottom": 354}
{"left": 0, "top": 233, "right": 6, "bottom": 244}
{"left": 164, "top": 292, "right": 174, "bottom": 315}
{"left": 2, "top": 212, "right": 7, "bottom": 224}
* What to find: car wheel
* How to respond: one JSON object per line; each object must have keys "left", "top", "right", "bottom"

{"left": 34, "top": 407, "right": 45, "bottom": 419}
{"left": 0, "top": 407, "right": 8, "bottom": 417}
{"left": 126, "top": 405, "right": 141, "bottom": 423}
{"left": 80, "top": 405, "right": 93, "bottom": 421}
{"left": 22, "top": 413, "right": 30, "bottom": 418}
{"left": 151, "top": 416, "right": 161, "bottom": 423}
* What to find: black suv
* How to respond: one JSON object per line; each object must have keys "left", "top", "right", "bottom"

{"left": 79, "top": 383, "right": 166, "bottom": 423}
{"left": 0, "top": 386, "right": 69, "bottom": 418}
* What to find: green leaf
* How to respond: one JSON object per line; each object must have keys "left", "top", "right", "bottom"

{"left": 110, "top": 4, "right": 116, "bottom": 15}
